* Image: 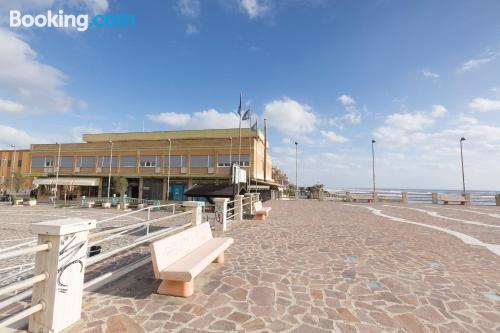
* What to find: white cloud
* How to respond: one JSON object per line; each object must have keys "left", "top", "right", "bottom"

{"left": 148, "top": 109, "right": 240, "bottom": 129}
{"left": 0, "top": 124, "right": 44, "bottom": 147}
{"left": 337, "top": 94, "right": 356, "bottom": 106}
{"left": 374, "top": 105, "right": 447, "bottom": 146}
{"left": 320, "top": 130, "right": 349, "bottom": 143}
{"left": 0, "top": 0, "right": 109, "bottom": 17}
{"left": 430, "top": 104, "right": 447, "bottom": 118}
{"left": 330, "top": 94, "right": 362, "bottom": 128}
{"left": 176, "top": 0, "right": 201, "bottom": 18}
{"left": 272, "top": 146, "right": 296, "bottom": 155}
{"left": 0, "top": 29, "right": 78, "bottom": 113}
{"left": 186, "top": 23, "right": 199, "bottom": 34}
{"left": 0, "top": 99, "right": 25, "bottom": 114}
{"left": 147, "top": 112, "right": 191, "bottom": 127}
{"left": 458, "top": 52, "right": 498, "bottom": 73}
{"left": 239, "top": 0, "right": 269, "bottom": 18}
{"left": 421, "top": 69, "right": 439, "bottom": 78}
{"left": 263, "top": 97, "right": 316, "bottom": 135}
{"left": 469, "top": 98, "right": 500, "bottom": 112}
{"left": 70, "top": 125, "right": 102, "bottom": 142}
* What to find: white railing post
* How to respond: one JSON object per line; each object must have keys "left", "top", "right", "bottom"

{"left": 465, "top": 193, "right": 471, "bottom": 206}
{"left": 244, "top": 194, "right": 254, "bottom": 215}
{"left": 432, "top": 192, "right": 438, "bottom": 204}
{"left": 496, "top": 194, "right": 500, "bottom": 206}
{"left": 29, "top": 218, "right": 96, "bottom": 333}
{"left": 214, "top": 198, "right": 228, "bottom": 232}
{"left": 182, "top": 201, "right": 205, "bottom": 226}
{"left": 401, "top": 192, "right": 408, "bottom": 203}
{"left": 234, "top": 195, "right": 243, "bottom": 221}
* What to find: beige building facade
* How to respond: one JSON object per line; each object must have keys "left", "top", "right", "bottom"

{"left": 29, "top": 128, "right": 274, "bottom": 201}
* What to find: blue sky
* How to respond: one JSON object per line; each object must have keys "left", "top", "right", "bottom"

{"left": 1, "top": 0, "right": 500, "bottom": 190}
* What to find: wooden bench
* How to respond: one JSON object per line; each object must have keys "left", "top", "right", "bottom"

{"left": 149, "top": 222, "right": 233, "bottom": 297}
{"left": 254, "top": 201, "right": 272, "bottom": 220}
{"left": 350, "top": 194, "right": 374, "bottom": 203}
{"left": 441, "top": 195, "right": 468, "bottom": 205}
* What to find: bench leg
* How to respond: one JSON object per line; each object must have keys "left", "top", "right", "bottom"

{"left": 255, "top": 213, "right": 266, "bottom": 221}
{"left": 213, "top": 252, "right": 224, "bottom": 263}
{"left": 157, "top": 280, "right": 194, "bottom": 297}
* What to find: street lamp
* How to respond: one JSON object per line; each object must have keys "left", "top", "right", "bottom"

{"left": 9, "top": 144, "right": 16, "bottom": 196}
{"left": 107, "top": 140, "right": 113, "bottom": 200}
{"left": 295, "top": 141, "right": 298, "bottom": 200}
{"left": 460, "top": 137, "right": 466, "bottom": 194}
{"left": 166, "top": 138, "right": 172, "bottom": 201}
{"left": 371, "top": 139, "right": 376, "bottom": 194}
{"left": 54, "top": 143, "right": 61, "bottom": 207}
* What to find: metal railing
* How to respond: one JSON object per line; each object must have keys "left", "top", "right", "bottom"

{"left": 329, "top": 190, "right": 498, "bottom": 206}
{"left": 0, "top": 203, "right": 194, "bottom": 330}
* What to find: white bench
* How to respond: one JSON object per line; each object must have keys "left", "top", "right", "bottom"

{"left": 441, "top": 195, "right": 468, "bottom": 205}
{"left": 350, "top": 194, "right": 374, "bottom": 203}
{"left": 254, "top": 201, "right": 272, "bottom": 220}
{"left": 149, "top": 222, "right": 233, "bottom": 297}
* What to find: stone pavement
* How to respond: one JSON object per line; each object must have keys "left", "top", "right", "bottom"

{"left": 62, "top": 200, "right": 500, "bottom": 333}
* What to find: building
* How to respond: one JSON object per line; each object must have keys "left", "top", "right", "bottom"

{"left": 0, "top": 148, "right": 31, "bottom": 194}
{"left": 29, "top": 128, "right": 276, "bottom": 202}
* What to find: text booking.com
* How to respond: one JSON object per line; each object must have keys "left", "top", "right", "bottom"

{"left": 10, "top": 10, "right": 136, "bottom": 32}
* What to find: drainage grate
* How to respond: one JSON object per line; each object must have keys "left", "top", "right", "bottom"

{"left": 366, "top": 281, "right": 381, "bottom": 289}
{"left": 484, "top": 292, "right": 500, "bottom": 301}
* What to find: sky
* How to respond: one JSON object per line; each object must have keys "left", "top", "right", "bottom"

{"left": 1, "top": 0, "right": 500, "bottom": 190}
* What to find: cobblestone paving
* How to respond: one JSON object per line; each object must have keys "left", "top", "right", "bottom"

{"left": 63, "top": 200, "right": 500, "bottom": 333}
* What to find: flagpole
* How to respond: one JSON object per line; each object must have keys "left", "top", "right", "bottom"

{"left": 237, "top": 91, "right": 243, "bottom": 194}
{"left": 248, "top": 109, "right": 252, "bottom": 190}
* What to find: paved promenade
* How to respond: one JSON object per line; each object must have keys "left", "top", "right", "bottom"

{"left": 60, "top": 200, "right": 500, "bottom": 333}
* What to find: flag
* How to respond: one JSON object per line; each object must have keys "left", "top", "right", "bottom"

{"left": 251, "top": 120, "right": 258, "bottom": 131}
{"left": 242, "top": 108, "right": 250, "bottom": 121}
{"left": 236, "top": 92, "right": 242, "bottom": 116}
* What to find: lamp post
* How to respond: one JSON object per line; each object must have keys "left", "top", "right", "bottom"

{"left": 371, "top": 139, "right": 376, "bottom": 194}
{"left": 166, "top": 138, "right": 172, "bottom": 201}
{"left": 295, "top": 141, "right": 298, "bottom": 200}
{"left": 9, "top": 144, "right": 16, "bottom": 196}
{"left": 107, "top": 140, "right": 113, "bottom": 200}
{"left": 54, "top": 143, "right": 61, "bottom": 207}
{"left": 460, "top": 137, "right": 466, "bottom": 194}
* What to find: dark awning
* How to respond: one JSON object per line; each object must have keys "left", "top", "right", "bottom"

{"left": 184, "top": 184, "right": 246, "bottom": 197}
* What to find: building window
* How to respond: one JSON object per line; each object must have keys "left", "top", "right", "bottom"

{"left": 59, "top": 157, "right": 73, "bottom": 168}
{"left": 164, "top": 155, "right": 185, "bottom": 168}
{"left": 217, "top": 154, "right": 249, "bottom": 167}
{"left": 31, "top": 157, "right": 53, "bottom": 168}
{"left": 78, "top": 156, "right": 96, "bottom": 168}
{"left": 99, "top": 156, "right": 118, "bottom": 167}
{"left": 120, "top": 156, "right": 136, "bottom": 167}
{"left": 140, "top": 155, "right": 158, "bottom": 167}
{"left": 191, "top": 155, "right": 213, "bottom": 168}
{"left": 7, "top": 160, "right": 11, "bottom": 167}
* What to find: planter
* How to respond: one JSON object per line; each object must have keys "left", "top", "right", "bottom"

{"left": 102, "top": 202, "right": 111, "bottom": 209}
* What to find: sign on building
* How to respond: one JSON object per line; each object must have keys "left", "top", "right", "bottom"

{"left": 232, "top": 164, "right": 247, "bottom": 184}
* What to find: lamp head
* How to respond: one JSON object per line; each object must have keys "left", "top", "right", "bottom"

{"left": 372, "top": 139, "right": 376, "bottom": 144}
{"left": 460, "top": 137, "right": 466, "bottom": 142}
{"left": 295, "top": 141, "right": 298, "bottom": 145}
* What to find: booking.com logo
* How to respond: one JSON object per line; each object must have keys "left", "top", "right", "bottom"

{"left": 9, "top": 10, "right": 136, "bottom": 32}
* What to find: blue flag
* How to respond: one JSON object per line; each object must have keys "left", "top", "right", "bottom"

{"left": 251, "top": 120, "right": 258, "bottom": 131}
{"left": 236, "top": 92, "right": 242, "bottom": 116}
{"left": 242, "top": 109, "right": 250, "bottom": 121}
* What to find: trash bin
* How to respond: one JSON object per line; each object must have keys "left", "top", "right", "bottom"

{"left": 88, "top": 245, "right": 102, "bottom": 257}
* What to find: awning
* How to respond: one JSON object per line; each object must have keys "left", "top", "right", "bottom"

{"left": 33, "top": 177, "right": 100, "bottom": 186}
{"left": 184, "top": 184, "right": 246, "bottom": 197}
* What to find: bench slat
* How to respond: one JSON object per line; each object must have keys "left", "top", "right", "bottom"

{"left": 160, "top": 237, "right": 233, "bottom": 281}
